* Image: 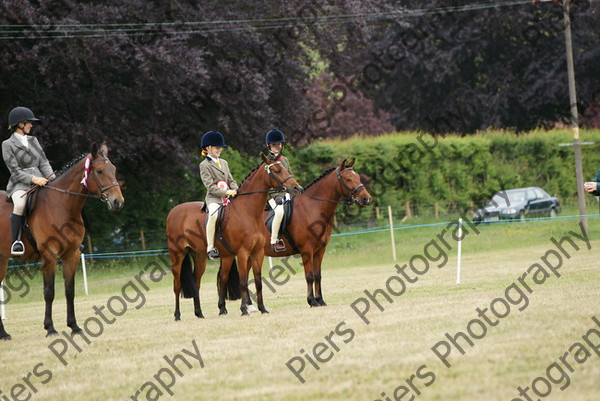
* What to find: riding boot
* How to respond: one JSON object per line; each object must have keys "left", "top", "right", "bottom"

{"left": 10, "top": 213, "right": 25, "bottom": 255}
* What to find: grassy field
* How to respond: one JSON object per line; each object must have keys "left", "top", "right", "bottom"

{"left": 1, "top": 214, "right": 599, "bottom": 401}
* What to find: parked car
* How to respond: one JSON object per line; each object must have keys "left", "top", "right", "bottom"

{"left": 473, "top": 187, "right": 561, "bottom": 223}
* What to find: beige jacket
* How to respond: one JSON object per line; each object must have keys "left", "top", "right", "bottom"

{"left": 199, "top": 157, "right": 239, "bottom": 205}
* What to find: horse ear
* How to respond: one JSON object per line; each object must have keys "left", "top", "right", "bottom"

{"left": 91, "top": 142, "right": 99, "bottom": 157}
{"left": 340, "top": 159, "right": 347, "bottom": 169}
{"left": 348, "top": 158, "right": 355, "bottom": 167}
{"left": 100, "top": 142, "right": 109, "bottom": 157}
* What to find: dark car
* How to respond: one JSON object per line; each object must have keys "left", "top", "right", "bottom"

{"left": 473, "top": 187, "right": 561, "bottom": 223}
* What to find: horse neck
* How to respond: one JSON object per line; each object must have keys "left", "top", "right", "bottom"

{"left": 302, "top": 170, "right": 342, "bottom": 216}
{"left": 42, "top": 158, "right": 88, "bottom": 213}
{"left": 229, "top": 168, "right": 269, "bottom": 219}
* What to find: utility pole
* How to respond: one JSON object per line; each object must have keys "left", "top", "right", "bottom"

{"left": 533, "top": 0, "right": 587, "bottom": 233}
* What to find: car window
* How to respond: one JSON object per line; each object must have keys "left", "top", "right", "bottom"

{"left": 534, "top": 188, "right": 547, "bottom": 199}
{"left": 527, "top": 189, "right": 536, "bottom": 200}
{"left": 505, "top": 191, "right": 526, "bottom": 203}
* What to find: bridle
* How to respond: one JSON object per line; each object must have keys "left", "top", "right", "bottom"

{"left": 303, "top": 166, "right": 365, "bottom": 205}
{"left": 235, "top": 161, "right": 296, "bottom": 197}
{"left": 42, "top": 156, "right": 120, "bottom": 203}
{"left": 264, "top": 161, "right": 296, "bottom": 189}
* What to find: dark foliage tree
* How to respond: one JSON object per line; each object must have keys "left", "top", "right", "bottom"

{"left": 321, "top": 0, "right": 600, "bottom": 134}
{"left": 1, "top": 0, "right": 599, "bottom": 247}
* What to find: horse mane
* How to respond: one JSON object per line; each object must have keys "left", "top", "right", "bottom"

{"left": 303, "top": 167, "right": 336, "bottom": 191}
{"left": 237, "top": 155, "right": 280, "bottom": 188}
{"left": 54, "top": 153, "right": 88, "bottom": 178}
{"left": 238, "top": 162, "right": 262, "bottom": 188}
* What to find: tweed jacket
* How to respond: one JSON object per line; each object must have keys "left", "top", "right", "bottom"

{"left": 2, "top": 134, "right": 54, "bottom": 197}
{"left": 199, "top": 157, "right": 239, "bottom": 205}
{"left": 267, "top": 153, "right": 292, "bottom": 200}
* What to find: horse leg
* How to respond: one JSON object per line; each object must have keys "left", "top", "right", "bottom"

{"left": 313, "top": 247, "right": 327, "bottom": 306}
{"left": 217, "top": 257, "right": 234, "bottom": 315}
{"left": 236, "top": 250, "right": 250, "bottom": 316}
{"left": 301, "top": 252, "right": 319, "bottom": 307}
{"left": 41, "top": 260, "right": 58, "bottom": 336}
{"left": 0, "top": 256, "right": 11, "bottom": 340}
{"left": 249, "top": 252, "right": 269, "bottom": 314}
{"left": 62, "top": 251, "right": 82, "bottom": 333}
{"left": 190, "top": 251, "right": 206, "bottom": 318}
{"left": 170, "top": 249, "right": 183, "bottom": 321}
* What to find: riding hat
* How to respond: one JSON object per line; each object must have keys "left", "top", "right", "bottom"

{"left": 266, "top": 129, "right": 285, "bottom": 144}
{"left": 201, "top": 130, "right": 227, "bottom": 148}
{"left": 8, "top": 106, "right": 40, "bottom": 128}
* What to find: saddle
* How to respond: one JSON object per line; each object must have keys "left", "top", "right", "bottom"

{"left": 264, "top": 199, "right": 300, "bottom": 253}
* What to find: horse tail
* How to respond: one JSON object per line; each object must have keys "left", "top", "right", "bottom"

{"left": 217, "top": 258, "right": 241, "bottom": 300}
{"left": 180, "top": 253, "right": 197, "bottom": 298}
{"left": 227, "top": 258, "right": 241, "bottom": 300}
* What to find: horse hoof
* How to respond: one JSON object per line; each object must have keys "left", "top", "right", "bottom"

{"left": 260, "top": 309, "right": 270, "bottom": 314}
{"left": 174, "top": 317, "right": 181, "bottom": 321}
{"left": 0, "top": 333, "right": 12, "bottom": 341}
{"left": 71, "top": 326, "right": 83, "bottom": 334}
{"left": 219, "top": 309, "right": 228, "bottom": 316}
{"left": 195, "top": 314, "right": 205, "bottom": 319}
{"left": 46, "top": 330, "right": 58, "bottom": 337}
{"left": 317, "top": 299, "right": 327, "bottom": 306}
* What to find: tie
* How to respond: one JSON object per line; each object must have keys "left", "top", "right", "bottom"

{"left": 216, "top": 159, "right": 222, "bottom": 169}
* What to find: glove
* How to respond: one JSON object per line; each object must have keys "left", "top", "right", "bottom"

{"left": 225, "top": 189, "right": 237, "bottom": 197}
{"left": 32, "top": 176, "right": 49, "bottom": 186}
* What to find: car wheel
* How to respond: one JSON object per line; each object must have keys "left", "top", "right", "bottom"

{"left": 519, "top": 211, "right": 525, "bottom": 221}
{"left": 549, "top": 208, "right": 556, "bottom": 218}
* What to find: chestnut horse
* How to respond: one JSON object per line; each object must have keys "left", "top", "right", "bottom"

{"left": 166, "top": 154, "right": 301, "bottom": 318}
{"left": 0, "top": 143, "right": 124, "bottom": 339}
{"left": 218, "top": 158, "right": 371, "bottom": 311}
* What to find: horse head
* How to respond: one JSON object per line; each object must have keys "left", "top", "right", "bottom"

{"left": 87, "top": 142, "right": 125, "bottom": 211}
{"left": 261, "top": 154, "right": 303, "bottom": 196}
{"left": 337, "top": 158, "right": 371, "bottom": 207}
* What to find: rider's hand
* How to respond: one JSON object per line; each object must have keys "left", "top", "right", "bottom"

{"left": 225, "top": 189, "right": 237, "bottom": 197}
{"left": 32, "top": 176, "right": 49, "bottom": 186}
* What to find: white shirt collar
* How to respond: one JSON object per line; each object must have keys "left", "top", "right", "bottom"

{"left": 15, "top": 134, "right": 29, "bottom": 148}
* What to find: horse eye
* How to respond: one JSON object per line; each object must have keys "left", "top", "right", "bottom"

{"left": 97, "top": 170, "right": 104, "bottom": 175}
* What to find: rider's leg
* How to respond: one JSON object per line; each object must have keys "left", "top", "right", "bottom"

{"left": 269, "top": 198, "right": 286, "bottom": 252}
{"left": 10, "top": 190, "right": 27, "bottom": 256}
{"left": 206, "top": 202, "right": 220, "bottom": 259}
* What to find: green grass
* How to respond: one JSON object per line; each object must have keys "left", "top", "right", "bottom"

{"left": 1, "top": 215, "right": 599, "bottom": 400}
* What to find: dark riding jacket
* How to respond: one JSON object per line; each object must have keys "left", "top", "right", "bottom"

{"left": 2, "top": 134, "right": 54, "bottom": 197}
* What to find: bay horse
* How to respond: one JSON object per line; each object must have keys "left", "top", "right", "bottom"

{"left": 218, "top": 158, "right": 371, "bottom": 311}
{"left": 166, "top": 154, "right": 301, "bottom": 318}
{"left": 0, "top": 143, "right": 124, "bottom": 339}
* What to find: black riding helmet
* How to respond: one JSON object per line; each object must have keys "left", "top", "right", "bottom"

{"left": 201, "top": 130, "right": 227, "bottom": 148}
{"left": 265, "top": 129, "right": 285, "bottom": 145}
{"left": 8, "top": 107, "right": 40, "bottom": 130}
